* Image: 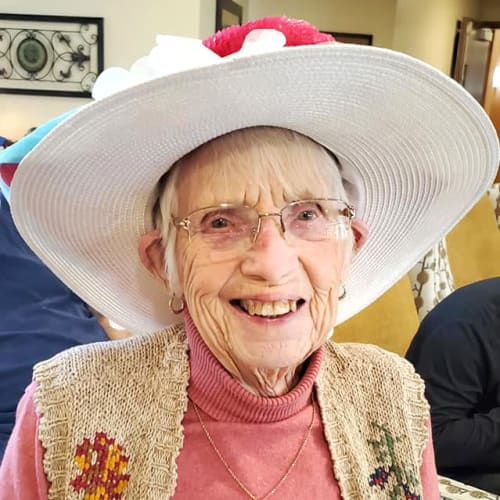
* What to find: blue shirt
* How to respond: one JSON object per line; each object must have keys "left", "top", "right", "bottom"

{"left": 0, "top": 193, "right": 108, "bottom": 461}
{"left": 406, "top": 278, "right": 500, "bottom": 474}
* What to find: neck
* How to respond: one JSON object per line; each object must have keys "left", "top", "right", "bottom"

{"left": 182, "top": 312, "right": 315, "bottom": 396}
{"left": 235, "top": 362, "right": 306, "bottom": 397}
{"left": 184, "top": 311, "right": 324, "bottom": 422}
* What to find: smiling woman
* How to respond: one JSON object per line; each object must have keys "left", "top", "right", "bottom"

{"left": 143, "top": 127, "right": 358, "bottom": 395}
{"left": 0, "top": 15, "right": 498, "bottom": 500}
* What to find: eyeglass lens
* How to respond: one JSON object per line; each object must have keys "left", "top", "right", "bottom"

{"left": 187, "top": 200, "right": 351, "bottom": 248}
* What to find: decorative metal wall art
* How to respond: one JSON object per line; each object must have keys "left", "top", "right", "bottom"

{"left": 0, "top": 13, "right": 103, "bottom": 97}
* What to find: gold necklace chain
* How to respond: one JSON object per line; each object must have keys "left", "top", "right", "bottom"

{"left": 189, "top": 395, "right": 316, "bottom": 500}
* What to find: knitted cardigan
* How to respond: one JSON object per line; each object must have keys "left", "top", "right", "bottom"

{"left": 33, "top": 323, "right": 429, "bottom": 499}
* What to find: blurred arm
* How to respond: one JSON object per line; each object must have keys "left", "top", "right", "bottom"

{"left": 0, "top": 382, "right": 48, "bottom": 500}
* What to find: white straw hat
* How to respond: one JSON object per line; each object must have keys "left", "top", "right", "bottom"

{"left": 10, "top": 18, "right": 499, "bottom": 334}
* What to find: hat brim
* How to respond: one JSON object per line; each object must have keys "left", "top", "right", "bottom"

{"left": 11, "top": 44, "right": 499, "bottom": 334}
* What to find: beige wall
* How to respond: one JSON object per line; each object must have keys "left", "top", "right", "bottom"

{"left": 200, "top": 0, "right": 217, "bottom": 40}
{"left": 1, "top": 0, "right": 203, "bottom": 139}
{"left": 248, "top": 0, "right": 397, "bottom": 49}
{"left": 392, "top": 0, "right": 480, "bottom": 74}
{"left": 200, "top": 0, "right": 249, "bottom": 39}
{"left": 2, "top": 0, "right": 489, "bottom": 138}
{"left": 247, "top": 0, "right": 478, "bottom": 74}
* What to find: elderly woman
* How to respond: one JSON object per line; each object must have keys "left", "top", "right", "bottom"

{"left": 0, "top": 16, "right": 498, "bottom": 500}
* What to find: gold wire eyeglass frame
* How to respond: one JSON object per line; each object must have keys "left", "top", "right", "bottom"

{"left": 172, "top": 198, "right": 356, "bottom": 244}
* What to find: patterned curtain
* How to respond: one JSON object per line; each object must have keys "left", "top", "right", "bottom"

{"left": 409, "top": 240, "right": 455, "bottom": 321}
{"left": 487, "top": 183, "right": 500, "bottom": 229}
{"left": 409, "top": 183, "right": 500, "bottom": 321}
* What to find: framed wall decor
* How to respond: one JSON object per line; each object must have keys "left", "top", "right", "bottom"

{"left": 0, "top": 13, "right": 103, "bottom": 97}
{"left": 323, "top": 32, "right": 373, "bottom": 46}
{"left": 216, "top": 0, "right": 243, "bottom": 32}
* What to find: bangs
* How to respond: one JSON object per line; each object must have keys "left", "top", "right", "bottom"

{"left": 175, "top": 127, "right": 347, "bottom": 206}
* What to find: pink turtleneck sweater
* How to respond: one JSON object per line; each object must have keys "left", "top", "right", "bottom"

{"left": 0, "top": 317, "right": 440, "bottom": 499}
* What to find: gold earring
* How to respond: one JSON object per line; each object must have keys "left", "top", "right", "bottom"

{"left": 338, "top": 285, "right": 347, "bottom": 300}
{"left": 169, "top": 294, "right": 185, "bottom": 314}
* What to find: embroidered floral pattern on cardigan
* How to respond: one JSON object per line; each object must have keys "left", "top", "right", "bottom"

{"left": 368, "top": 422, "right": 421, "bottom": 500}
{"left": 70, "top": 431, "right": 131, "bottom": 499}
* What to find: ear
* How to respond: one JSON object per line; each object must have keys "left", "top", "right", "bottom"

{"left": 138, "top": 230, "right": 167, "bottom": 282}
{"left": 351, "top": 218, "right": 368, "bottom": 252}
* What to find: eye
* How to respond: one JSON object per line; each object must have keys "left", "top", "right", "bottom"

{"left": 199, "top": 209, "right": 245, "bottom": 234}
{"left": 202, "top": 213, "right": 235, "bottom": 231}
{"left": 297, "top": 209, "right": 318, "bottom": 221}
{"left": 292, "top": 203, "right": 324, "bottom": 222}
{"left": 210, "top": 217, "right": 230, "bottom": 229}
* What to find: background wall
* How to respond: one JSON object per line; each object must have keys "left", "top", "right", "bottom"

{"left": 248, "top": 0, "right": 397, "bottom": 48}
{"left": 200, "top": 0, "right": 249, "bottom": 39}
{"left": 248, "top": 0, "right": 480, "bottom": 74}
{"left": 0, "top": 0, "right": 494, "bottom": 138}
{"left": 392, "top": 0, "right": 480, "bottom": 73}
{"left": 0, "top": 0, "right": 202, "bottom": 138}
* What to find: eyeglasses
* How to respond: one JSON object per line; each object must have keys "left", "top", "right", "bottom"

{"left": 172, "top": 199, "right": 355, "bottom": 251}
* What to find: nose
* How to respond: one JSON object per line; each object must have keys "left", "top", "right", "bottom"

{"left": 240, "top": 217, "right": 299, "bottom": 284}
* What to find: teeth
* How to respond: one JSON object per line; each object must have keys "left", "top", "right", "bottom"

{"left": 262, "top": 303, "right": 274, "bottom": 316}
{"left": 240, "top": 299, "right": 299, "bottom": 316}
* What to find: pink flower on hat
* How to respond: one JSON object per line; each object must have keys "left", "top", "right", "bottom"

{"left": 203, "top": 16, "right": 335, "bottom": 56}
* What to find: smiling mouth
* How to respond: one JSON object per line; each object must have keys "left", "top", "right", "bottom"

{"left": 230, "top": 299, "right": 306, "bottom": 318}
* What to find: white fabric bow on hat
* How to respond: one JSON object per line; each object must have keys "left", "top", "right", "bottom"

{"left": 92, "top": 29, "right": 287, "bottom": 100}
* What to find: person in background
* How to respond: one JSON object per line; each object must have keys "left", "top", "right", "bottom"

{"left": 0, "top": 137, "right": 14, "bottom": 150}
{"left": 0, "top": 16, "right": 498, "bottom": 499}
{"left": 407, "top": 277, "right": 500, "bottom": 494}
{"left": 0, "top": 127, "right": 109, "bottom": 462}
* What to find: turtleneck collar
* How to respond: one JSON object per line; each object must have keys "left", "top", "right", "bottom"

{"left": 183, "top": 311, "right": 324, "bottom": 424}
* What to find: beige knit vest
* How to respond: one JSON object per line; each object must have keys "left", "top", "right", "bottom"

{"left": 34, "top": 324, "right": 429, "bottom": 499}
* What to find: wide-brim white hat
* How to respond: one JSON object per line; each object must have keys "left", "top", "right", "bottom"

{"left": 11, "top": 25, "right": 499, "bottom": 335}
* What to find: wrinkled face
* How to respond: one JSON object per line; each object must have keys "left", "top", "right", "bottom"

{"left": 173, "top": 128, "right": 354, "bottom": 375}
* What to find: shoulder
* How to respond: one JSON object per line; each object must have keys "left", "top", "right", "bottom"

{"left": 407, "top": 279, "right": 500, "bottom": 361}
{"left": 318, "top": 341, "right": 429, "bottom": 432}
{"left": 320, "top": 341, "right": 425, "bottom": 399}
{"left": 324, "top": 341, "right": 417, "bottom": 376}
{"left": 416, "top": 278, "right": 500, "bottom": 334}
{"left": 319, "top": 341, "right": 429, "bottom": 424}
{"left": 33, "top": 322, "right": 187, "bottom": 387}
